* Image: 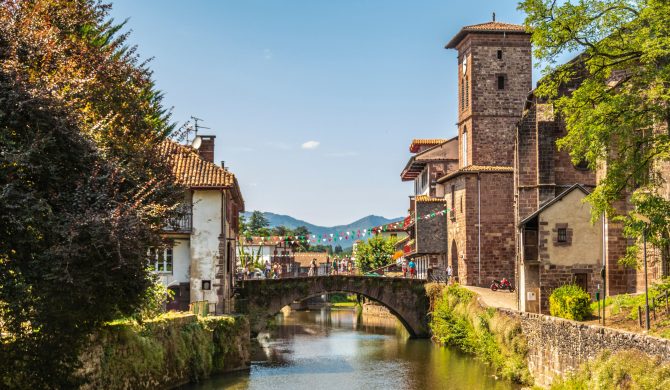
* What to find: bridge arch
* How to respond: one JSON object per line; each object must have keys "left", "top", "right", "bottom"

{"left": 234, "top": 276, "right": 430, "bottom": 338}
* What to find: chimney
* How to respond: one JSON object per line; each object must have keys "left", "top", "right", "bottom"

{"left": 198, "top": 135, "right": 216, "bottom": 163}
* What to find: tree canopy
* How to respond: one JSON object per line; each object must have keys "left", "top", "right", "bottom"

{"left": 519, "top": 0, "right": 670, "bottom": 265}
{"left": 354, "top": 236, "right": 398, "bottom": 272}
{"left": 0, "top": 0, "right": 180, "bottom": 387}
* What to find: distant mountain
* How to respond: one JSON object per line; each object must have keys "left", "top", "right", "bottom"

{"left": 241, "top": 211, "right": 403, "bottom": 248}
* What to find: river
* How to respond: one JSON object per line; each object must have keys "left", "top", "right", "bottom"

{"left": 183, "top": 307, "right": 518, "bottom": 390}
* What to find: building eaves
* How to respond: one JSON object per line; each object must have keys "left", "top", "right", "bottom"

{"left": 436, "top": 165, "right": 514, "bottom": 183}
{"left": 415, "top": 195, "right": 445, "bottom": 203}
{"left": 446, "top": 21, "right": 529, "bottom": 49}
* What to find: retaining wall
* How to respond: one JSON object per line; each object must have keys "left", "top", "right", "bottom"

{"left": 498, "top": 308, "right": 670, "bottom": 387}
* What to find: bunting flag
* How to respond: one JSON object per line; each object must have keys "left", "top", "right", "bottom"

{"left": 240, "top": 207, "right": 452, "bottom": 245}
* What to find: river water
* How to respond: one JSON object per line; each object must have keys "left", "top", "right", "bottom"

{"left": 183, "top": 308, "right": 517, "bottom": 390}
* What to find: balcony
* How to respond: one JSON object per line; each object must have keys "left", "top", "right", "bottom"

{"left": 403, "top": 213, "right": 416, "bottom": 230}
{"left": 403, "top": 239, "right": 416, "bottom": 256}
{"left": 163, "top": 205, "right": 193, "bottom": 233}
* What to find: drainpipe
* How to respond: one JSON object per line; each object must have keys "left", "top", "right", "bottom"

{"left": 478, "top": 173, "right": 482, "bottom": 286}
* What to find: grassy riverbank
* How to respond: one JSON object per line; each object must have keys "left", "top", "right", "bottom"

{"left": 427, "top": 284, "right": 533, "bottom": 385}
{"left": 549, "top": 350, "right": 670, "bottom": 389}
{"left": 80, "top": 313, "right": 249, "bottom": 389}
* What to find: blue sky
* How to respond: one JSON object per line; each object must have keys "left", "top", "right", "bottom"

{"left": 110, "top": 0, "right": 539, "bottom": 226}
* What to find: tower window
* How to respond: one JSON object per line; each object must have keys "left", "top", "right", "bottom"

{"left": 497, "top": 75, "right": 506, "bottom": 90}
{"left": 497, "top": 50, "right": 503, "bottom": 60}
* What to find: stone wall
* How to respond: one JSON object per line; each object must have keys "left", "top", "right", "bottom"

{"left": 498, "top": 308, "right": 670, "bottom": 387}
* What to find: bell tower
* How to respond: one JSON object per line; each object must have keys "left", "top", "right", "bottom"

{"left": 446, "top": 18, "right": 532, "bottom": 168}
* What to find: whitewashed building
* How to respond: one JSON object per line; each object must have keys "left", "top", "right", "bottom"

{"left": 154, "top": 136, "right": 244, "bottom": 314}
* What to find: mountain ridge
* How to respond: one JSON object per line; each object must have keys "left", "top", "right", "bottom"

{"left": 241, "top": 211, "right": 403, "bottom": 247}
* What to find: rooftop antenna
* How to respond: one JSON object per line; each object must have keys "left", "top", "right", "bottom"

{"left": 189, "top": 116, "right": 210, "bottom": 150}
{"left": 492, "top": 12, "right": 496, "bottom": 22}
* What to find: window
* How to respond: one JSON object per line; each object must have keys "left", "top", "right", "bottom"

{"left": 497, "top": 75, "right": 506, "bottom": 90}
{"left": 462, "top": 127, "right": 468, "bottom": 167}
{"left": 421, "top": 169, "right": 428, "bottom": 192}
{"left": 450, "top": 185, "right": 456, "bottom": 219}
{"left": 497, "top": 50, "right": 503, "bottom": 60}
{"left": 148, "top": 247, "right": 173, "bottom": 273}
{"left": 201, "top": 280, "right": 211, "bottom": 290}
{"left": 557, "top": 228, "right": 567, "bottom": 243}
{"left": 464, "top": 76, "right": 469, "bottom": 109}
{"left": 461, "top": 79, "right": 465, "bottom": 110}
{"left": 574, "top": 159, "right": 589, "bottom": 171}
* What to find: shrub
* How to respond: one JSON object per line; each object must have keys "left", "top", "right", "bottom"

{"left": 549, "top": 284, "right": 591, "bottom": 321}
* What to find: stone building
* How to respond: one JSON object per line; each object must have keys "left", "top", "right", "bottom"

{"left": 157, "top": 136, "right": 244, "bottom": 314}
{"left": 400, "top": 138, "right": 458, "bottom": 276}
{"left": 514, "top": 89, "right": 668, "bottom": 309}
{"left": 436, "top": 20, "right": 532, "bottom": 287}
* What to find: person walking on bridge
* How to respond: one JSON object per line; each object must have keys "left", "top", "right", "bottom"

{"left": 408, "top": 260, "right": 416, "bottom": 279}
{"left": 332, "top": 257, "right": 339, "bottom": 275}
{"left": 308, "top": 258, "right": 317, "bottom": 277}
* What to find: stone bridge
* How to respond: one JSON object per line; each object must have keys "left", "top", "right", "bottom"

{"left": 234, "top": 276, "right": 431, "bottom": 338}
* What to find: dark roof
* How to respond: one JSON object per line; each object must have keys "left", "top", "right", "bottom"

{"left": 519, "top": 184, "right": 590, "bottom": 226}
{"left": 446, "top": 21, "right": 529, "bottom": 49}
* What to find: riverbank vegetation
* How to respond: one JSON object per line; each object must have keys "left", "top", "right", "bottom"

{"left": 550, "top": 350, "right": 670, "bottom": 390}
{"left": 427, "top": 284, "right": 533, "bottom": 385}
{"left": 0, "top": 0, "right": 182, "bottom": 387}
{"left": 82, "top": 313, "right": 249, "bottom": 389}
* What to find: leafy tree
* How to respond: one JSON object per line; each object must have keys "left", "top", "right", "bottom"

{"left": 519, "top": 0, "right": 670, "bottom": 266}
{"left": 0, "top": 0, "right": 180, "bottom": 387}
{"left": 248, "top": 211, "right": 270, "bottom": 235}
{"left": 354, "top": 236, "right": 398, "bottom": 272}
{"left": 334, "top": 245, "right": 343, "bottom": 254}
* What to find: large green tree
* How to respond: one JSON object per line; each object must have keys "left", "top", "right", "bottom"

{"left": 0, "top": 0, "right": 180, "bottom": 387}
{"left": 519, "top": 0, "right": 670, "bottom": 265}
{"left": 248, "top": 211, "right": 270, "bottom": 236}
{"left": 354, "top": 236, "right": 398, "bottom": 272}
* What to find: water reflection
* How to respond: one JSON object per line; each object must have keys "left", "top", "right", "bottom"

{"left": 182, "top": 308, "right": 518, "bottom": 390}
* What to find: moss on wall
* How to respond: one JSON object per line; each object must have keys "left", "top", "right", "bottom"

{"left": 428, "top": 284, "right": 533, "bottom": 385}
{"left": 81, "top": 313, "right": 249, "bottom": 389}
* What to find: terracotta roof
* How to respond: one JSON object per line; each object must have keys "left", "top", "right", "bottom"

{"left": 293, "top": 252, "right": 330, "bottom": 267}
{"left": 409, "top": 139, "right": 448, "bottom": 153}
{"left": 160, "top": 140, "right": 236, "bottom": 188}
{"left": 401, "top": 137, "right": 458, "bottom": 181}
{"left": 239, "top": 237, "right": 279, "bottom": 246}
{"left": 437, "top": 165, "right": 513, "bottom": 183}
{"left": 415, "top": 195, "right": 445, "bottom": 203}
{"left": 446, "top": 21, "right": 529, "bottom": 49}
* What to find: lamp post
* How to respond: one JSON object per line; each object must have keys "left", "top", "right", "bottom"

{"left": 643, "top": 223, "right": 651, "bottom": 331}
{"left": 633, "top": 212, "right": 651, "bottom": 331}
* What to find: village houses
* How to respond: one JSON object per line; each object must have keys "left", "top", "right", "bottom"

{"left": 399, "top": 16, "right": 668, "bottom": 313}
{"left": 155, "top": 135, "right": 244, "bottom": 314}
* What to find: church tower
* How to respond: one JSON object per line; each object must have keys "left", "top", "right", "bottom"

{"left": 446, "top": 16, "right": 531, "bottom": 167}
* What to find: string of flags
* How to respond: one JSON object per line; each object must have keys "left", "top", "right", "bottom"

{"left": 240, "top": 207, "right": 452, "bottom": 245}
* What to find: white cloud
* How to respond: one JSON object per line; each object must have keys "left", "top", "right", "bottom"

{"left": 301, "top": 140, "right": 320, "bottom": 150}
